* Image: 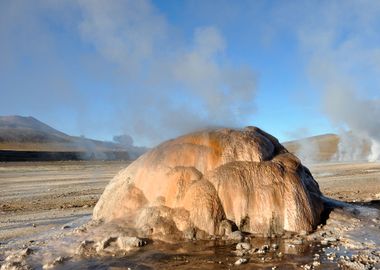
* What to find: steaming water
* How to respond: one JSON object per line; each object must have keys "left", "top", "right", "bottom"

{"left": 47, "top": 238, "right": 337, "bottom": 270}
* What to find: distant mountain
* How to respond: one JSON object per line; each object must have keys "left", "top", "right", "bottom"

{"left": 0, "top": 115, "right": 147, "bottom": 161}
{"left": 283, "top": 134, "right": 340, "bottom": 162}
{"left": 0, "top": 115, "right": 70, "bottom": 144}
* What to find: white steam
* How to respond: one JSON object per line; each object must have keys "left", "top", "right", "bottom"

{"left": 291, "top": 1, "right": 380, "bottom": 161}
{"left": 76, "top": 0, "right": 257, "bottom": 145}
{"left": 0, "top": 0, "right": 256, "bottom": 146}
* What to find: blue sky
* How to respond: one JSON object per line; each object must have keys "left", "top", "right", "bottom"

{"left": 1, "top": 1, "right": 379, "bottom": 146}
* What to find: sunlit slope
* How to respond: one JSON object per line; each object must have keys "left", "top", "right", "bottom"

{"left": 283, "top": 134, "right": 340, "bottom": 162}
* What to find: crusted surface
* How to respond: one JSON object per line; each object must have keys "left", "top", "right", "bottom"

{"left": 93, "top": 127, "right": 324, "bottom": 237}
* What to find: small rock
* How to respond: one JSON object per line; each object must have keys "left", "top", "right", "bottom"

{"left": 236, "top": 242, "right": 251, "bottom": 250}
{"left": 42, "top": 256, "right": 68, "bottom": 269}
{"left": 75, "top": 240, "right": 95, "bottom": 256}
{"left": 232, "top": 250, "right": 245, "bottom": 257}
{"left": 96, "top": 237, "right": 117, "bottom": 253}
{"left": 229, "top": 231, "right": 244, "bottom": 241}
{"left": 257, "top": 249, "right": 266, "bottom": 254}
{"left": 1, "top": 250, "right": 33, "bottom": 270}
{"left": 19, "top": 248, "right": 33, "bottom": 256}
{"left": 271, "top": 243, "right": 279, "bottom": 250}
{"left": 325, "top": 237, "right": 337, "bottom": 243}
{"left": 234, "top": 258, "right": 248, "bottom": 265}
{"left": 117, "top": 236, "right": 146, "bottom": 250}
{"left": 73, "top": 226, "right": 87, "bottom": 234}
{"left": 61, "top": 225, "right": 71, "bottom": 229}
{"left": 0, "top": 261, "right": 32, "bottom": 270}
{"left": 291, "top": 239, "right": 303, "bottom": 245}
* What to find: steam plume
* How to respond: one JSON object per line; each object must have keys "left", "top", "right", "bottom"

{"left": 0, "top": 0, "right": 256, "bottom": 146}
{"left": 290, "top": 1, "right": 380, "bottom": 161}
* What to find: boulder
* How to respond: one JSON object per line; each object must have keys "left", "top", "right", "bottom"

{"left": 93, "top": 127, "right": 324, "bottom": 237}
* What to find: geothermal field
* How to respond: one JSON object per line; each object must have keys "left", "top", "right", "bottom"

{"left": 1, "top": 128, "right": 380, "bottom": 270}
{"left": 2, "top": 1, "right": 380, "bottom": 269}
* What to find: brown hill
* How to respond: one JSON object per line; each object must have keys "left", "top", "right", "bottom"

{"left": 0, "top": 115, "right": 121, "bottom": 152}
{"left": 283, "top": 134, "right": 340, "bottom": 162}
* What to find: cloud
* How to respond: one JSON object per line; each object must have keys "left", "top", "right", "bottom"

{"left": 0, "top": 0, "right": 256, "bottom": 146}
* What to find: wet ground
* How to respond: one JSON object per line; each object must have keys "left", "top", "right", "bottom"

{"left": 61, "top": 239, "right": 335, "bottom": 270}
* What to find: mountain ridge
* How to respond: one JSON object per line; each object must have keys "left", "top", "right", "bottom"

{"left": 0, "top": 115, "right": 147, "bottom": 161}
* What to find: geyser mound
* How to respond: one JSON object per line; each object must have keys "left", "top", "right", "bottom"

{"left": 94, "top": 127, "right": 324, "bottom": 239}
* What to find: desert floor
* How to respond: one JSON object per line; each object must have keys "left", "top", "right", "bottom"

{"left": 0, "top": 161, "right": 379, "bottom": 269}
{"left": 0, "top": 161, "right": 128, "bottom": 248}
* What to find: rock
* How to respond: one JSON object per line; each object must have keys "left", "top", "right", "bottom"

{"left": 325, "top": 237, "right": 337, "bottom": 242}
{"left": 218, "top": 220, "right": 237, "bottom": 236}
{"left": 73, "top": 225, "right": 87, "bottom": 234}
{"left": 95, "top": 237, "right": 117, "bottom": 253}
{"left": 236, "top": 242, "right": 251, "bottom": 250}
{"left": 42, "top": 256, "right": 68, "bottom": 269}
{"left": 0, "top": 261, "right": 32, "bottom": 270}
{"left": 61, "top": 225, "right": 71, "bottom": 229}
{"left": 75, "top": 240, "right": 95, "bottom": 256}
{"left": 1, "top": 250, "right": 33, "bottom": 270}
{"left": 339, "top": 260, "right": 367, "bottom": 270}
{"left": 286, "top": 238, "right": 303, "bottom": 245}
{"left": 117, "top": 236, "right": 146, "bottom": 250}
{"left": 326, "top": 252, "right": 336, "bottom": 261}
{"left": 234, "top": 258, "right": 248, "bottom": 265}
{"left": 271, "top": 243, "right": 279, "bottom": 250}
{"left": 228, "top": 231, "right": 244, "bottom": 241}
{"left": 321, "top": 240, "right": 328, "bottom": 245}
{"left": 257, "top": 248, "right": 266, "bottom": 254}
{"left": 19, "top": 248, "right": 33, "bottom": 256}
{"left": 232, "top": 250, "right": 246, "bottom": 257}
{"left": 93, "top": 127, "right": 325, "bottom": 237}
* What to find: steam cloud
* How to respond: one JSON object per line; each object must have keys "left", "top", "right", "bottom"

{"left": 285, "top": 128, "right": 319, "bottom": 165}
{"left": 266, "top": 1, "right": 380, "bottom": 162}
{"left": 0, "top": 0, "right": 256, "bottom": 146}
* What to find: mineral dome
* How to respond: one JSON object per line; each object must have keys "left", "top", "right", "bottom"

{"left": 93, "top": 127, "right": 324, "bottom": 239}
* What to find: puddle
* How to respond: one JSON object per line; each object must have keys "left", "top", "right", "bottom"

{"left": 45, "top": 238, "right": 338, "bottom": 270}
